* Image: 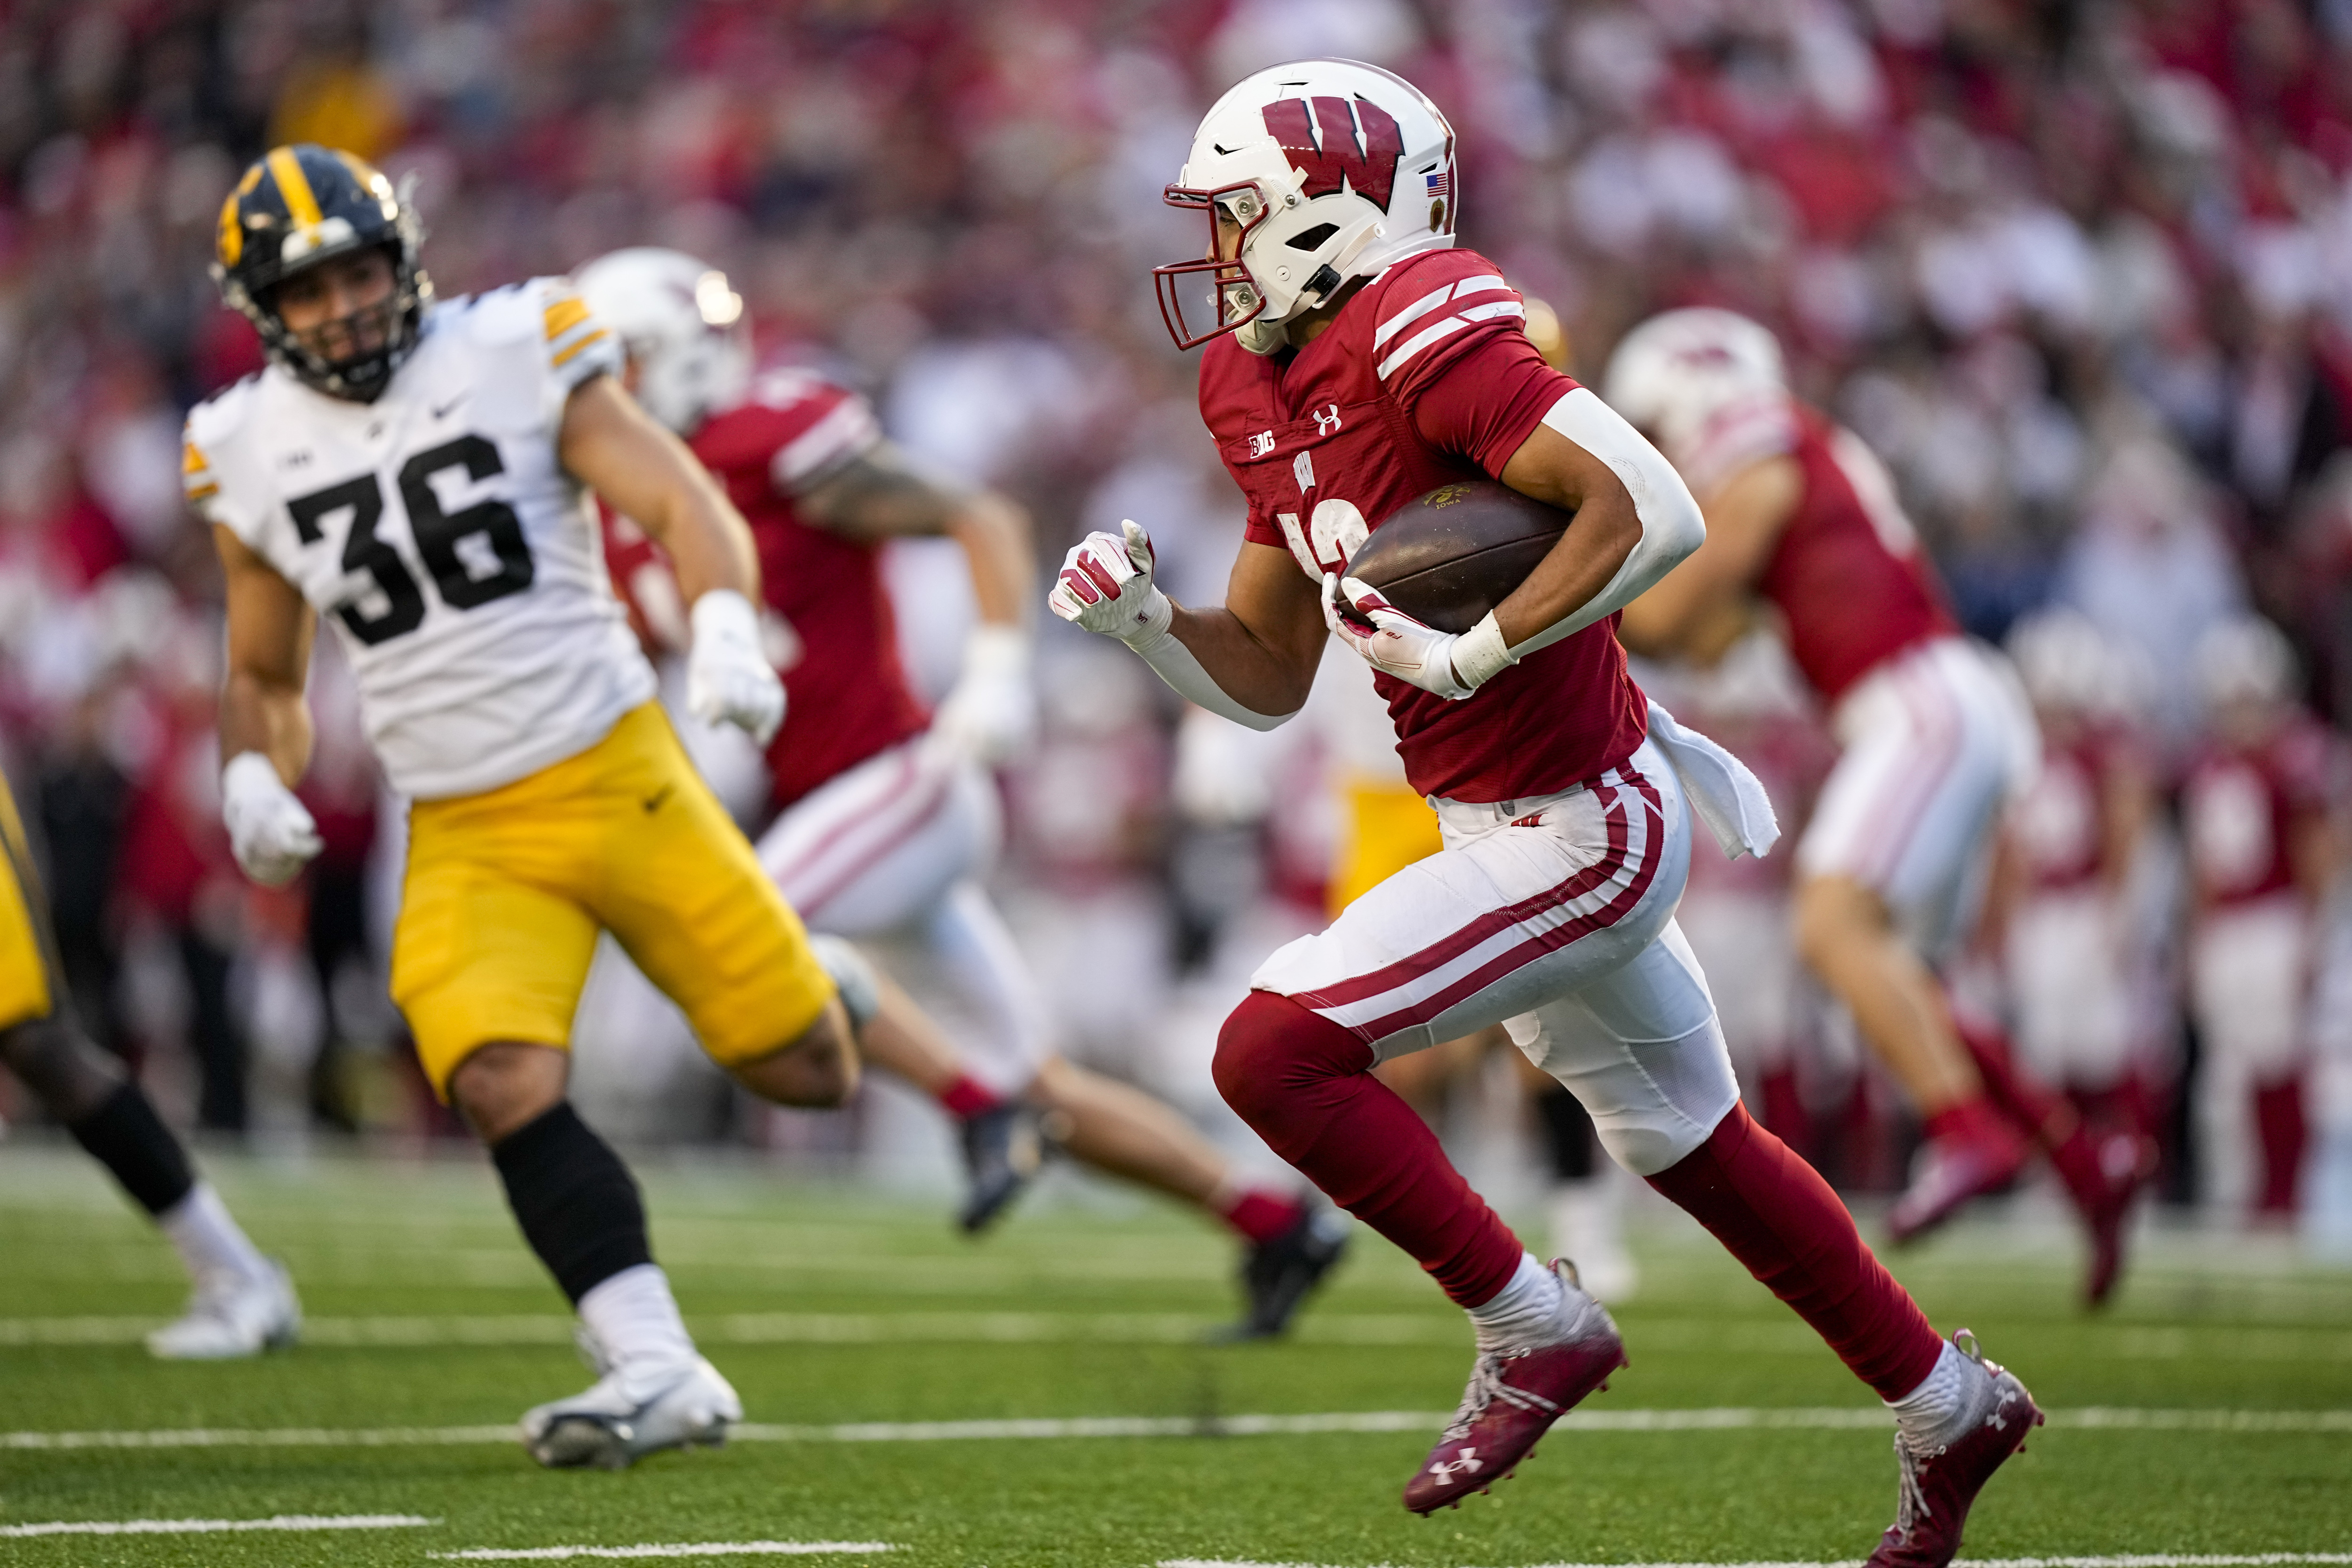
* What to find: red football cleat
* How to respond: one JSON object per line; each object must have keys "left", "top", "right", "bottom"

{"left": 1402, "top": 1263, "right": 1627, "bottom": 1515}
{"left": 1867, "top": 1331, "right": 2042, "bottom": 1568}
{"left": 1887, "top": 1108, "right": 2029, "bottom": 1245}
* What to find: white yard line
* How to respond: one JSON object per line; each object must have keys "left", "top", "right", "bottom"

{"left": 0, "top": 1513, "right": 433, "bottom": 1537}
{"left": 432, "top": 1544, "right": 892, "bottom": 1561}
{"left": 8, "top": 1313, "right": 2351, "bottom": 1360}
{"left": 1160, "top": 1558, "right": 2352, "bottom": 1568}
{"left": 5, "top": 1407, "right": 2351, "bottom": 1451}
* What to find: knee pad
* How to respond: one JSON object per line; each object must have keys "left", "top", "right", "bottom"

{"left": 807, "top": 934, "right": 881, "bottom": 1032}
{"left": 1214, "top": 990, "right": 1366, "bottom": 1125}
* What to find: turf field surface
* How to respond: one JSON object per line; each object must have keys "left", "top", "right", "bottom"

{"left": 0, "top": 1143, "right": 2347, "bottom": 1567}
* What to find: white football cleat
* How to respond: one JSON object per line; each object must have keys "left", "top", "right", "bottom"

{"left": 520, "top": 1355, "right": 741, "bottom": 1470}
{"left": 145, "top": 1259, "right": 302, "bottom": 1360}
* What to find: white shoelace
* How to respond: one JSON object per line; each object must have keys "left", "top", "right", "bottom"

{"left": 1441, "top": 1349, "right": 1563, "bottom": 1442}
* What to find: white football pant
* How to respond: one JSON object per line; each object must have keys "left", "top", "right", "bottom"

{"left": 2188, "top": 895, "right": 2310, "bottom": 1210}
{"left": 1250, "top": 737, "right": 1740, "bottom": 1178}
{"left": 1797, "top": 636, "right": 2040, "bottom": 962}
{"left": 756, "top": 734, "right": 1048, "bottom": 1094}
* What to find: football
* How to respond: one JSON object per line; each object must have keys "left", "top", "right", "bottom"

{"left": 1343, "top": 479, "right": 1569, "bottom": 634}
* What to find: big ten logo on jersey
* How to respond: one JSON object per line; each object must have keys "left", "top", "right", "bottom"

{"left": 286, "top": 434, "right": 532, "bottom": 645}
{"left": 1248, "top": 429, "right": 1278, "bottom": 459}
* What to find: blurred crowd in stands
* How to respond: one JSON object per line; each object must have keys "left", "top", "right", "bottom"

{"left": 3, "top": 0, "right": 2352, "bottom": 1238}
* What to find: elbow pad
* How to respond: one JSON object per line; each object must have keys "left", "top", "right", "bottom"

{"left": 1508, "top": 388, "right": 1707, "bottom": 662}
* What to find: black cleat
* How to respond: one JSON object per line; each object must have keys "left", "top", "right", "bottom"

{"left": 1217, "top": 1206, "right": 1350, "bottom": 1341}
{"left": 957, "top": 1101, "right": 1048, "bottom": 1234}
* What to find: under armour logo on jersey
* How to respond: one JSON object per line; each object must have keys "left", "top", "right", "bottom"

{"left": 1248, "top": 430, "right": 1277, "bottom": 458}
{"left": 1312, "top": 403, "right": 1343, "bottom": 436}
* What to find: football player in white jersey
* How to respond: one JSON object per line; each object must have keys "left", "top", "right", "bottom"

{"left": 189, "top": 144, "right": 858, "bottom": 1469}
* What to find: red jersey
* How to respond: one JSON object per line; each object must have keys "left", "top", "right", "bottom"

{"left": 602, "top": 369, "right": 930, "bottom": 808}
{"left": 1204, "top": 248, "right": 1645, "bottom": 803}
{"left": 2010, "top": 729, "right": 2135, "bottom": 894}
{"left": 2182, "top": 714, "right": 2336, "bottom": 907}
{"left": 1690, "top": 399, "right": 1956, "bottom": 703}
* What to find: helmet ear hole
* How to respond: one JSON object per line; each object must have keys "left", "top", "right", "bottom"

{"left": 1285, "top": 223, "right": 1340, "bottom": 251}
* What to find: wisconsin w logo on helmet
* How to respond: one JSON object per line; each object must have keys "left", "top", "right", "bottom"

{"left": 1264, "top": 96, "right": 1404, "bottom": 208}
{"left": 214, "top": 143, "right": 430, "bottom": 402}
{"left": 1155, "top": 58, "right": 1458, "bottom": 356}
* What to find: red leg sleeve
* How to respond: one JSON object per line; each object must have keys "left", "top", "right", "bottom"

{"left": 1648, "top": 1103, "right": 1943, "bottom": 1401}
{"left": 1215, "top": 990, "right": 1523, "bottom": 1307}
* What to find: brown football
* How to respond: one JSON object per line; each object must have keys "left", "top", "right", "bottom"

{"left": 1344, "top": 480, "right": 1568, "bottom": 635}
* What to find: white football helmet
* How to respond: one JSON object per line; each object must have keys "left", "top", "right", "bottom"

{"left": 1602, "top": 308, "right": 1788, "bottom": 470}
{"left": 2006, "top": 606, "right": 2115, "bottom": 716}
{"left": 1156, "top": 58, "right": 1458, "bottom": 355}
{"left": 572, "top": 247, "right": 750, "bottom": 436}
{"left": 2193, "top": 615, "right": 2297, "bottom": 712}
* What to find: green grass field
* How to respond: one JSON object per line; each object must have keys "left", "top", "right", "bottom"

{"left": 1, "top": 1142, "right": 2348, "bottom": 1567}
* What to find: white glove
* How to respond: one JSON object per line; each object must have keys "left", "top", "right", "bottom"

{"left": 931, "top": 624, "right": 1037, "bottom": 764}
{"left": 1321, "top": 574, "right": 1516, "bottom": 701}
{"left": 220, "top": 751, "right": 322, "bottom": 888}
{"left": 686, "top": 589, "right": 786, "bottom": 746}
{"left": 1047, "top": 519, "right": 1172, "bottom": 645}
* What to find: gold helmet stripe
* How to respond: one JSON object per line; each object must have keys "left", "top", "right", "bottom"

{"left": 266, "top": 145, "right": 325, "bottom": 232}
{"left": 216, "top": 192, "right": 243, "bottom": 268}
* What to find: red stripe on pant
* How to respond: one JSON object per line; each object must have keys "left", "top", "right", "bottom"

{"left": 1216, "top": 990, "right": 1524, "bottom": 1308}
{"left": 1297, "top": 771, "right": 1646, "bottom": 1013}
{"left": 1647, "top": 1103, "right": 1943, "bottom": 1400}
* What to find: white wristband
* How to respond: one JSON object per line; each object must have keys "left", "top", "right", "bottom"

{"left": 1450, "top": 613, "right": 1517, "bottom": 691}
{"left": 222, "top": 750, "right": 288, "bottom": 802}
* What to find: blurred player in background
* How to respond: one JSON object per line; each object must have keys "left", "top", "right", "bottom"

{"left": 0, "top": 772, "right": 297, "bottom": 1357}
{"left": 576, "top": 248, "right": 1345, "bottom": 1339}
{"left": 2180, "top": 617, "right": 2342, "bottom": 1216}
{"left": 1059, "top": 61, "right": 2037, "bottom": 1560}
{"left": 193, "top": 147, "right": 860, "bottom": 1468}
{"left": 1611, "top": 307, "right": 2144, "bottom": 1305}
{"left": 1994, "top": 611, "right": 2159, "bottom": 1160}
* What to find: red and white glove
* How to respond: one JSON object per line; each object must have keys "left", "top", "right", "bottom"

{"left": 1048, "top": 520, "right": 1172, "bottom": 645}
{"left": 1321, "top": 574, "right": 1515, "bottom": 701}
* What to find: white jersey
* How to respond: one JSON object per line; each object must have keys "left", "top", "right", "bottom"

{"left": 185, "top": 279, "right": 656, "bottom": 799}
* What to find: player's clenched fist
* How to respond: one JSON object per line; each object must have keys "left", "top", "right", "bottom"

{"left": 1322, "top": 573, "right": 1504, "bottom": 701}
{"left": 687, "top": 589, "right": 787, "bottom": 745}
{"left": 220, "top": 751, "right": 324, "bottom": 887}
{"left": 1049, "top": 519, "right": 1172, "bottom": 645}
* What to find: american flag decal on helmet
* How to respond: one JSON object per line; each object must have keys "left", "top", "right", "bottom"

{"left": 1425, "top": 167, "right": 1453, "bottom": 202}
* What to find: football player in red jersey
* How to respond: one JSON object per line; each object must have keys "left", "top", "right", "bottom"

{"left": 574, "top": 248, "right": 1348, "bottom": 1339}
{"left": 1055, "top": 60, "right": 2034, "bottom": 1559}
{"left": 1609, "top": 308, "right": 2145, "bottom": 1305}
{"left": 2180, "top": 617, "right": 2342, "bottom": 1216}
{"left": 1995, "top": 611, "right": 2160, "bottom": 1158}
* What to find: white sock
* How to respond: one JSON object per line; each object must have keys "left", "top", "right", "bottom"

{"left": 1885, "top": 1338, "right": 1971, "bottom": 1448}
{"left": 158, "top": 1183, "right": 271, "bottom": 1289}
{"left": 1467, "top": 1251, "right": 1567, "bottom": 1353}
{"left": 578, "top": 1264, "right": 698, "bottom": 1385}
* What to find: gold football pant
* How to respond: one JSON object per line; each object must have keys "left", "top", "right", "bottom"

{"left": 392, "top": 702, "right": 834, "bottom": 1097}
